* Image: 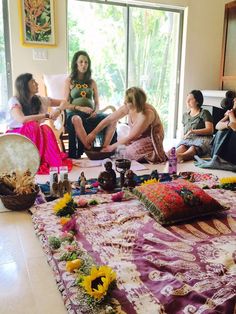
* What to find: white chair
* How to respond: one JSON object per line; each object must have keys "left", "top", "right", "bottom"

{"left": 43, "top": 74, "right": 68, "bottom": 151}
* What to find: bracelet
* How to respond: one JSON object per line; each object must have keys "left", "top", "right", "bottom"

{"left": 45, "top": 113, "right": 50, "bottom": 119}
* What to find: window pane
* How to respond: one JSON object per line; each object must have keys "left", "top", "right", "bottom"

{"left": 0, "top": 0, "right": 8, "bottom": 131}
{"left": 128, "top": 7, "right": 181, "bottom": 137}
{"left": 68, "top": 1, "right": 126, "bottom": 108}
{"left": 68, "top": 1, "right": 182, "bottom": 137}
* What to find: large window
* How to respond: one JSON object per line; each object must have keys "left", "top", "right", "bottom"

{"left": 67, "top": 0, "right": 183, "bottom": 138}
{"left": 0, "top": 0, "right": 11, "bottom": 132}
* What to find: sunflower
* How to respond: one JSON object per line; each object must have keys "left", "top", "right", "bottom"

{"left": 82, "top": 84, "right": 88, "bottom": 88}
{"left": 53, "top": 193, "right": 77, "bottom": 217}
{"left": 76, "top": 84, "right": 82, "bottom": 88}
{"left": 219, "top": 176, "right": 236, "bottom": 185}
{"left": 141, "top": 178, "right": 158, "bottom": 186}
{"left": 80, "top": 265, "right": 116, "bottom": 300}
{"left": 80, "top": 91, "right": 87, "bottom": 98}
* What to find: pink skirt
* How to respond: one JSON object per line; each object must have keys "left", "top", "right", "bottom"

{"left": 8, "top": 121, "right": 72, "bottom": 174}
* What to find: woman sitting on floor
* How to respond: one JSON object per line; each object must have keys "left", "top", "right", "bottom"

{"left": 7, "top": 73, "right": 72, "bottom": 174}
{"left": 195, "top": 96, "right": 236, "bottom": 171}
{"left": 175, "top": 90, "right": 214, "bottom": 162}
{"left": 87, "top": 86, "right": 167, "bottom": 163}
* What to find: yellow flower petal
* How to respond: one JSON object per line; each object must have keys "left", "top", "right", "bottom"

{"left": 80, "top": 265, "right": 116, "bottom": 300}
{"left": 66, "top": 259, "right": 82, "bottom": 272}
{"left": 219, "top": 176, "right": 236, "bottom": 185}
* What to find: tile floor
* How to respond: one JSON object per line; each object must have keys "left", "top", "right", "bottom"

{"left": 0, "top": 160, "right": 235, "bottom": 314}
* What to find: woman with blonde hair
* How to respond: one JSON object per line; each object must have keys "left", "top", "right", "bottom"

{"left": 87, "top": 87, "right": 167, "bottom": 163}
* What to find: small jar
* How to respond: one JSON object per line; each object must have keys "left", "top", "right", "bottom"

{"left": 59, "top": 166, "right": 68, "bottom": 182}
{"left": 49, "top": 167, "right": 58, "bottom": 194}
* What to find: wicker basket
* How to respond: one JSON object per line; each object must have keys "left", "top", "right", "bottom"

{"left": 0, "top": 185, "right": 39, "bottom": 211}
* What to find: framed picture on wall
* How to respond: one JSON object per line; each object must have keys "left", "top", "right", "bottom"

{"left": 18, "top": 0, "right": 56, "bottom": 47}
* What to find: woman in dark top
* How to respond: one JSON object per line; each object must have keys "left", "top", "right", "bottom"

{"left": 64, "top": 50, "right": 116, "bottom": 158}
{"left": 176, "top": 90, "right": 214, "bottom": 162}
{"left": 195, "top": 97, "right": 236, "bottom": 171}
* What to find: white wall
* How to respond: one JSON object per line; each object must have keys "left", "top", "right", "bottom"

{"left": 8, "top": 0, "right": 68, "bottom": 94}
{"left": 8, "top": 0, "right": 229, "bottom": 126}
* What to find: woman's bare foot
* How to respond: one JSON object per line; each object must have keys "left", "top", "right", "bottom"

{"left": 176, "top": 153, "right": 184, "bottom": 163}
{"left": 229, "top": 121, "right": 236, "bottom": 131}
{"left": 83, "top": 140, "right": 92, "bottom": 150}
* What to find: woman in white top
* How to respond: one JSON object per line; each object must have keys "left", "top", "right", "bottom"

{"left": 7, "top": 73, "right": 72, "bottom": 174}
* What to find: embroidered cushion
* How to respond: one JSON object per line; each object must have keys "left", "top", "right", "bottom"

{"left": 133, "top": 179, "right": 228, "bottom": 225}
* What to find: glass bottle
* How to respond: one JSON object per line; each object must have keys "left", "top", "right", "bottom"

{"left": 168, "top": 147, "right": 177, "bottom": 174}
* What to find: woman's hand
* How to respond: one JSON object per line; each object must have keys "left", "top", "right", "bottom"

{"left": 81, "top": 107, "right": 94, "bottom": 115}
{"left": 50, "top": 109, "right": 61, "bottom": 120}
{"left": 59, "top": 100, "right": 70, "bottom": 111}
{"left": 88, "top": 111, "right": 97, "bottom": 118}
{"left": 183, "top": 129, "right": 193, "bottom": 139}
{"left": 228, "top": 109, "right": 236, "bottom": 122}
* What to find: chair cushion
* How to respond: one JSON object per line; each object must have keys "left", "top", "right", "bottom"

{"left": 133, "top": 178, "right": 228, "bottom": 225}
{"left": 43, "top": 74, "right": 68, "bottom": 99}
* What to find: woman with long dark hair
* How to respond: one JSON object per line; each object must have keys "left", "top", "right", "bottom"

{"left": 7, "top": 73, "right": 72, "bottom": 174}
{"left": 64, "top": 50, "right": 116, "bottom": 158}
{"left": 195, "top": 96, "right": 236, "bottom": 171}
{"left": 175, "top": 90, "right": 214, "bottom": 162}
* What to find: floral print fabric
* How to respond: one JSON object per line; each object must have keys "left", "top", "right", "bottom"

{"left": 133, "top": 179, "right": 228, "bottom": 225}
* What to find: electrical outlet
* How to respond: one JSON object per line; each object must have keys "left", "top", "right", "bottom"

{"left": 33, "top": 49, "right": 48, "bottom": 60}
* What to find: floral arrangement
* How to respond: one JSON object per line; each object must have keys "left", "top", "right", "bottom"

{"left": 111, "top": 191, "right": 124, "bottom": 202}
{"left": 48, "top": 229, "right": 117, "bottom": 312}
{"left": 219, "top": 176, "right": 236, "bottom": 190}
{"left": 79, "top": 265, "right": 116, "bottom": 301}
{"left": 50, "top": 195, "right": 117, "bottom": 312}
{"left": 219, "top": 176, "right": 236, "bottom": 185}
{"left": 53, "top": 193, "right": 77, "bottom": 217}
{"left": 203, "top": 176, "right": 236, "bottom": 190}
{"left": 141, "top": 178, "right": 158, "bottom": 186}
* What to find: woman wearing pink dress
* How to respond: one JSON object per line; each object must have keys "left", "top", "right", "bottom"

{"left": 7, "top": 73, "right": 72, "bottom": 174}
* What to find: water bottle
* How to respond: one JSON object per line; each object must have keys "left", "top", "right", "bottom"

{"left": 116, "top": 145, "right": 126, "bottom": 160}
{"left": 168, "top": 147, "right": 177, "bottom": 174}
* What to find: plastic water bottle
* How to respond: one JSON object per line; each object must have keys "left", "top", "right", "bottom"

{"left": 116, "top": 145, "right": 126, "bottom": 159}
{"left": 168, "top": 147, "right": 177, "bottom": 174}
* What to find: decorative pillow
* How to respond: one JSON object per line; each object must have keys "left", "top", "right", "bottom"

{"left": 133, "top": 179, "right": 228, "bottom": 225}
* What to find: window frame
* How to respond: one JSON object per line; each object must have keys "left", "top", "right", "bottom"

{"left": 2, "top": 0, "right": 12, "bottom": 99}
{"left": 67, "top": 0, "right": 184, "bottom": 138}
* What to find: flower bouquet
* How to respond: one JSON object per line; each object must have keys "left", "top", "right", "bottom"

{"left": 79, "top": 265, "right": 116, "bottom": 301}
{"left": 48, "top": 230, "right": 117, "bottom": 313}
{"left": 53, "top": 193, "right": 77, "bottom": 217}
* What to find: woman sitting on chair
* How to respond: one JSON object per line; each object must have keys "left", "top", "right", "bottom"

{"left": 87, "top": 87, "right": 167, "bottom": 163}
{"left": 7, "top": 73, "right": 72, "bottom": 174}
{"left": 64, "top": 50, "right": 116, "bottom": 158}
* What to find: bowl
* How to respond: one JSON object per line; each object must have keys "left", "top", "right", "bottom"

{"left": 0, "top": 185, "right": 39, "bottom": 211}
{"left": 115, "top": 158, "right": 131, "bottom": 171}
{"left": 84, "top": 147, "right": 115, "bottom": 160}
